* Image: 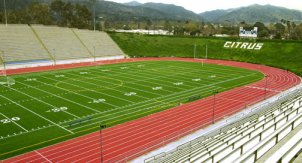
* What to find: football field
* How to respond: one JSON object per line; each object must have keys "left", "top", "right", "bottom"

{"left": 0, "top": 60, "right": 263, "bottom": 159}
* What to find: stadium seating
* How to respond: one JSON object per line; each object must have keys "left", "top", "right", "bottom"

{"left": 145, "top": 93, "right": 302, "bottom": 163}
{"left": 32, "top": 25, "right": 92, "bottom": 60}
{"left": 0, "top": 24, "right": 50, "bottom": 62}
{"left": 73, "top": 29, "right": 125, "bottom": 58}
{"left": 0, "top": 24, "right": 125, "bottom": 63}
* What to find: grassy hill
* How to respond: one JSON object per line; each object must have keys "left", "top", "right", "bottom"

{"left": 109, "top": 32, "right": 302, "bottom": 76}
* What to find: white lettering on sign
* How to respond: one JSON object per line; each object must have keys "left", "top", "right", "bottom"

{"left": 224, "top": 41, "right": 263, "bottom": 50}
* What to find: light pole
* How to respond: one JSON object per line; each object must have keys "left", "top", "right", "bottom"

{"left": 212, "top": 90, "right": 218, "bottom": 124}
{"left": 90, "top": 0, "right": 96, "bottom": 31}
{"left": 0, "top": 51, "right": 5, "bottom": 75}
{"left": 52, "top": 49, "right": 56, "bottom": 66}
{"left": 0, "top": 51, "right": 7, "bottom": 85}
{"left": 100, "top": 124, "right": 106, "bottom": 163}
{"left": 194, "top": 43, "right": 196, "bottom": 59}
{"left": 205, "top": 44, "right": 208, "bottom": 59}
{"left": 93, "top": 46, "right": 96, "bottom": 62}
{"left": 4, "top": 0, "right": 8, "bottom": 26}
{"left": 264, "top": 75, "right": 269, "bottom": 99}
{"left": 98, "top": 16, "right": 104, "bottom": 31}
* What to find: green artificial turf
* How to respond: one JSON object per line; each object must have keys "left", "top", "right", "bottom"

{"left": 0, "top": 60, "right": 263, "bottom": 159}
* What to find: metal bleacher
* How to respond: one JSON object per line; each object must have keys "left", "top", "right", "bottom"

{"left": 32, "top": 25, "right": 92, "bottom": 60}
{"left": 145, "top": 91, "right": 302, "bottom": 163}
{"left": 73, "top": 29, "right": 124, "bottom": 58}
{"left": 0, "top": 24, "right": 50, "bottom": 62}
{"left": 0, "top": 24, "right": 125, "bottom": 64}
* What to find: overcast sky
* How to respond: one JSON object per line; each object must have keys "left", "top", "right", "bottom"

{"left": 107, "top": 0, "right": 302, "bottom": 13}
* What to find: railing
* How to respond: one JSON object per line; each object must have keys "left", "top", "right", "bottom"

{"left": 234, "top": 106, "right": 302, "bottom": 163}
{"left": 143, "top": 88, "right": 302, "bottom": 163}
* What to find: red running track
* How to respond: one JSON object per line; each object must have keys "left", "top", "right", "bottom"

{"left": 2, "top": 58, "right": 301, "bottom": 163}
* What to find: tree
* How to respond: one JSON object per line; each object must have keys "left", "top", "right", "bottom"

{"left": 184, "top": 21, "right": 199, "bottom": 36}
{"left": 26, "top": 3, "right": 52, "bottom": 25}
{"left": 73, "top": 4, "right": 91, "bottom": 29}
{"left": 274, "top": 23, "right": 285, "bottom": 38}
{"left": 145, "top": 18, "right": 152, "bottom": 30}
{"left": 254, "top": 22, "right": 269, "bottom": 38}
{"left": 50, "top": 0, "right": 66, "bottom": 25}
{"left": 295, "top": 23, "right": 302, "bottom": 40}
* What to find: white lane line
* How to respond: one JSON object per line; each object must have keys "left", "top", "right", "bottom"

{"left": 245, "top": 86, "right": 281, "bottom": 93}
{"left": 34, "top": 150, "right": 52, "bottom": 163}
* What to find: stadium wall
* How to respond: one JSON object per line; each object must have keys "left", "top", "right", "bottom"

{"left": 3, "top": 56, "right": 125, "bottom": 70}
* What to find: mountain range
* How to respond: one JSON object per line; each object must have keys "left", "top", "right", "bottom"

{"left": 1, "top": 0, "right": 302, "bottom": 23}
{"left": 91, "top": 0, "right": 203, "bottom": 21}
{"left": 200, "top": 4, "right": 302, "bottom": 23}
{"left": 122, "top": 1, "right": 302, "bottom": 23}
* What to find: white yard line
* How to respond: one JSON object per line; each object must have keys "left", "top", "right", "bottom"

{"left": 0, "top": 74, "right": 256, "bottom": 140}
{"left": 17, "top": 80, "right": 102, "bottom": 114}
{"left": 0, "top": 112, "right": 28, "bottom": 132}
{"left": 68, "top": 74, "right": 256, "bottom": 131}
{"left": 62, "top": 72, "right": 155, "bottom": 99}
{"left": 5, "top": 83, "right": 80, "bottom": 119}
{"left": 90, "top": 68, "right": 194, "bottom": 91}
{"left": 88, "top": 63, "right": 245, "bottom": 91}
{"left": 0, "top": 93, "right": 73, "bottom": 134}
{"left": 0, "top": 71, "right": 256, "bottom": 139}
{"left": 0, "top": 124, "right": 54, "bottom": 140}
{"left": 41, "top": 76, "right": 134, "bottom": 104}
{"left": 36, "top": 78, "right": 120, "bottom": 109}
{"left": 0, "top": 60, "right": 260, "bottom": 138}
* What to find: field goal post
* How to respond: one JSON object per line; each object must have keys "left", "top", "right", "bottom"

{"left": 0, "top": 52, "right": 15, "bottom": 86}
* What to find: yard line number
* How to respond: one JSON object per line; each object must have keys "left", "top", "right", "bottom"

{"left": 89, "top": 99, "right": 106, "bottom": 104}
{"left": 1, "top": 117, "right": 21, "bottom": 124}
{"left": 46, "top": 107, "right": 68, "bottom": 113}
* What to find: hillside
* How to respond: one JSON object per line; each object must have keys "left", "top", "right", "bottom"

{"left": 140, "top": 3, "right": 202, "bottom": 21}
{"left": 55, "top": 0, "right": 203, "bottom": 21}
{"left": 123, "top": 1, "right": 142, "bottom": 6}
{"left": 200, "top": 9, "right": 230, "bottom": 22}
{"left": 1, "top": 1, "right": 301, "bottom": 24}
{"left": 200, "top": 4, "right": 302, "bottom": 23}
{"left": 109, "top": 32, "right": 302, "bottom": 76}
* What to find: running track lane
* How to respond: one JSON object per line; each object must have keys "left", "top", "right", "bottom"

{"left": 2, "top": 58, "right": 301, "bottom": 163}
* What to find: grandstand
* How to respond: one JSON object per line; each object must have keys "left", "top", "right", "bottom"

{"left": 32, "top": 25, "right": 92, "bottom": 60}
{"left": 145, "top": 89, "right": 302, "bottom": 163}
{"left": 0, "top": 24, "right": 125, "bottom": 67}
{"left": 73, "top": 29, "right": 124, "bottom": 58}
{"left": 0, "top": 24, "right": 50, "bottom": 62}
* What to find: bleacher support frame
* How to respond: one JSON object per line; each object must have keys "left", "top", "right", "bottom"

{"left": 29, "top": 25, "right": 55, "bottom": 63}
